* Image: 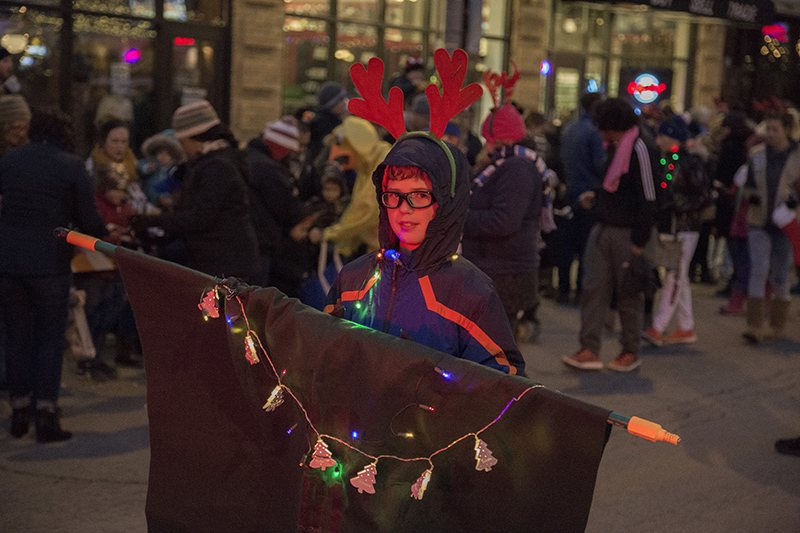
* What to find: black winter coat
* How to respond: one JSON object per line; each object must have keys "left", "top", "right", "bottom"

{"left": 158, "top": 146, "right": 259, "bottom": 279}
{"left": 0, "top": 141, "right": 106, "bottom": 275}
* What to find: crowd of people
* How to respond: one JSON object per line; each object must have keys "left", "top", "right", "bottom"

{"left": 0, "top": 49, "right": 799, "bottom": 455}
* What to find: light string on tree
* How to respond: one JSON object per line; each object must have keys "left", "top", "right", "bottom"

{"left": 201, "top": 282, "right": 544, "bottom": 500}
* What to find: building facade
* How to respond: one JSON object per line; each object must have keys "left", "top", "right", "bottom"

{"left": 0, "top": 0, "right": 796, "bottom": 154}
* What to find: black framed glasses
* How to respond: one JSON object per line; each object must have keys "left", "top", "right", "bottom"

{"left": 381, "top": 190, "right": 435, "bottom": 209}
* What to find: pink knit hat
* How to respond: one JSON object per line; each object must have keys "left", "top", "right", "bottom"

{"left": 481, "top": 104, "right": 525, "bottom": 146}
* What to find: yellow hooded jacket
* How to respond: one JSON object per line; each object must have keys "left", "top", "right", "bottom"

{"left": 322, "top": 117, "right": 391, "bottom": 256}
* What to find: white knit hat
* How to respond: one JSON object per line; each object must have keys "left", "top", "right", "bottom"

{"left": 172, "top": 100, "right": 221, "bottom": 139}
{"left": 263, "top": 117, "right": 300, "bottom": 151}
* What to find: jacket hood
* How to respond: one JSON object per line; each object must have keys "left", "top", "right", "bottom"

{"left": 371, "top": 134, "right": 470, "bottom": 273}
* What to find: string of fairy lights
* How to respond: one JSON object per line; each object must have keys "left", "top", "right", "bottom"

{"left": 659, "top": 144, "right": 680, "bottom": 190}
{"left": 198, "top": 283, "right": 545, "bottom": 500}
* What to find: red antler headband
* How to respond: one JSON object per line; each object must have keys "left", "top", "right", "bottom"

{"left": 348, "top": 48, "right": 482, "bottom": 140}
{"left": 348, "top": 48, "right": 483, "bottom": 196}
{"left": 482, "top": 62, "right": 520, "bottom": 109}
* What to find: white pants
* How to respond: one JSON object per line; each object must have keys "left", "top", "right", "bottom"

{"left": 652, "top": 231, "right": 699, "bottom": 333}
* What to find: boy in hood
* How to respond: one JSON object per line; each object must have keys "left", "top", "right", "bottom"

{"left": 324, "top": 135, "right": 524, "bottom": 376}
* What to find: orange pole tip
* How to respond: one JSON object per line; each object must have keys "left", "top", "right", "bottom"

{"left": 65, "top": 231, "right": 100, "bottom": 252}
{"left": 627, "top": 416, "right": 681, "bottom": 445}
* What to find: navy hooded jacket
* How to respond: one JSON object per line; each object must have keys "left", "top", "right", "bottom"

{"left": 324, "top": 135, "right": 525, "bottom": 376}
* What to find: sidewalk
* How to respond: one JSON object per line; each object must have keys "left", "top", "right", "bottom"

{"left": 0, "top": 365, "right": 149, "bottom": 533}
{"left": 1, "top": 282, "right": 799, "bottom": 532}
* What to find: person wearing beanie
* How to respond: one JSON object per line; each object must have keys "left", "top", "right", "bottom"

{"left": 562, "top": 98, "right": 659, "bottom": 373}
{"left": 131, "top": 100, "right": 259, "bottom": 280}
{"left": 245, "top": 115, "right": 310, "bottom": 295}
{"left": 307, "top": 81, "right": 349, "bottom": 164}
{"left": 480, "top": 104, "right": 526, "bottom": 150}
{"left": 0, "top": 94, "right": 31, "bottom": 156}
{"left": 642, "top": 112, "right": 713, "bottom": 348}
{"left": 461, "top": 103, "right": 545, "bottom": 346}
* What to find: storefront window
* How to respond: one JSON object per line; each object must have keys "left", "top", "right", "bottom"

{"left": 384, "top": 28, "right": 424, "bottom": 77}
{"left": 554, "top": 67, "right": 580, "bottom": 120}
{"left": 334, "top": 22, "right": 377, "bottom": 90}
{"left": 163, "top": 0, "right": 228, "bottom": 26}
{"left": 283, "top": 16, "right": 330, "bottom": 112}
{"left": 72, "top": 0, "right": 154, "bottom": 18}
{"left": 285, "top": 0, "right": 329, "bottom": 17}
{"left": 72, "top": 14, "right": 156, "bottom": 154}
{"left": 386, "top": 0, "right": 425, "bottom": 27}
{"left": 0, "top": 7, "right": 62, "bottom": 109}
{"left": 585, "top": 55, "right": 605, "bottom": 93}
{"left": 587, "top": 8, "right": 608, "bottom": 54}
{"left": 482, "top": 0, "right": 507, "bottom": 37}
{"left": 337, "top": 0, "right": 378, "bottom": 23}
{"left": 475, "top": 37, "right": 506, "bottom": 123}
{"left": 553, "top": 3, "right": 585, "bottom": 53}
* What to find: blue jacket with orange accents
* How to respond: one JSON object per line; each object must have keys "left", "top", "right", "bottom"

{"left": 325, "top": 135, "right": 525, "bottom": 376}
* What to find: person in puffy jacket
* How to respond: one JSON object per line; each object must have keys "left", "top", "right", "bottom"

{"left": 324, "top": 134, "right": 524, "bottom": 376}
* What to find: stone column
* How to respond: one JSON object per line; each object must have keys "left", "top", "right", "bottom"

{"left": 229, "top": 0, "right": 285, "bottom": 143}
{"left": 692, "top": 22, "right": 725, "bottom": 110}
{"left": 509, "top": 0, "right": 550, "bottom": 113}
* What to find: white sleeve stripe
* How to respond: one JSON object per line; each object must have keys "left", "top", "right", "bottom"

{"left": 634, "top": 139, "right": 656, "bottom": 201}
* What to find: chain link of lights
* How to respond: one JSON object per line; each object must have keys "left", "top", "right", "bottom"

{"left": 198, "top": 283, "right": 545, "bottom": 501}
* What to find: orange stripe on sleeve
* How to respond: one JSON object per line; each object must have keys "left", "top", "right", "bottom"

{"left": 340, "top": 274, "right": 379, "bottom": 303}
{"left": 417, "top": 276, "right": 516, "bottom": 375}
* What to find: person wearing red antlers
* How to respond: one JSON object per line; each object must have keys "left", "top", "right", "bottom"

{"left": 461, "top": 64, "right": 545, "bottom": 345}
{"left": 323, "top": 49, "right": 524, "bottom": 376}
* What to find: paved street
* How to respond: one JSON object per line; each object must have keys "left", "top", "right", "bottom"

{"left": 1, "top": 282, "right": 799, "bottom": 532}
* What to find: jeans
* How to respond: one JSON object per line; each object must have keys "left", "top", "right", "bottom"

{"left": 652, "top": 231, "right": 699, "bottom": 333}
{"left": 0, "top": 273, "right": 71, "bottom": 405}
{"left": 747, "top": 227, "right": 793, "bottom": 301}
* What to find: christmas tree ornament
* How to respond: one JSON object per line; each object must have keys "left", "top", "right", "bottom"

{"left": 474, "top": 437, "right": 498, "bottom": 472}
{"left": 410, "top": 468, "right": 432, "bottom": 500}
{"left": 198, "top": 288, "right": 219, "bottom": 320}
{"left": 350, "top": 462, "right": 378, "bottom": 494}
{"left": 244, "top": 333, "right": 260, "bottom": 365}
{"left": 309, "top": 437, "right": 337, "bottom": 470}
{"left": 262, "top": 385, "right": 284, "bottom": 412}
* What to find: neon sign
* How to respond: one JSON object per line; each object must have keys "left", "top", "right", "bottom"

{"left": 762, "top": 23, "right": 788, "bottom": 42}
{"left": 174, "top": 37, "right": 196, "bottom": 46}
{"left": 627, "top": 73, "right": 667, "bottom": 104}
{"left": 122, "top": 48, "right": 141, "bottom": 63}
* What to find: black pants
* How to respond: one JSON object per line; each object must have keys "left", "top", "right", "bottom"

{"left": 557, "top": 208, "right": 596, "bottom": 298}
{"left": 0, "top": 273, "right": 71, "bottom": 405}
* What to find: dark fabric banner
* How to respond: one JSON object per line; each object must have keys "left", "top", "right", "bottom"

{"left": 116, "top": 246, "right": 612, "bottom": 533}
{"left": 563, "top": 0, "right": 775, "bottom": 24}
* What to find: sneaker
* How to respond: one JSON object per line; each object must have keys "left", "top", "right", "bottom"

{"left": 642, "top": 327, "right": 663, "bottom": 347}
{"left": 607, "top": 352, "right": 641, "bottom": 372}
{"left": 775, "top": 437, "right": 800, "bottom": 457}
{"left": 562, "top": 349, "right": 603, "bottom": 370}
{"left": 664, "top": 329, "right": 697, "bottom": 344}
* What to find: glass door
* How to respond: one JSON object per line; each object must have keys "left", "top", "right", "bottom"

{"left": 155, "top": 21, "right": 229, "bottom": 132}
